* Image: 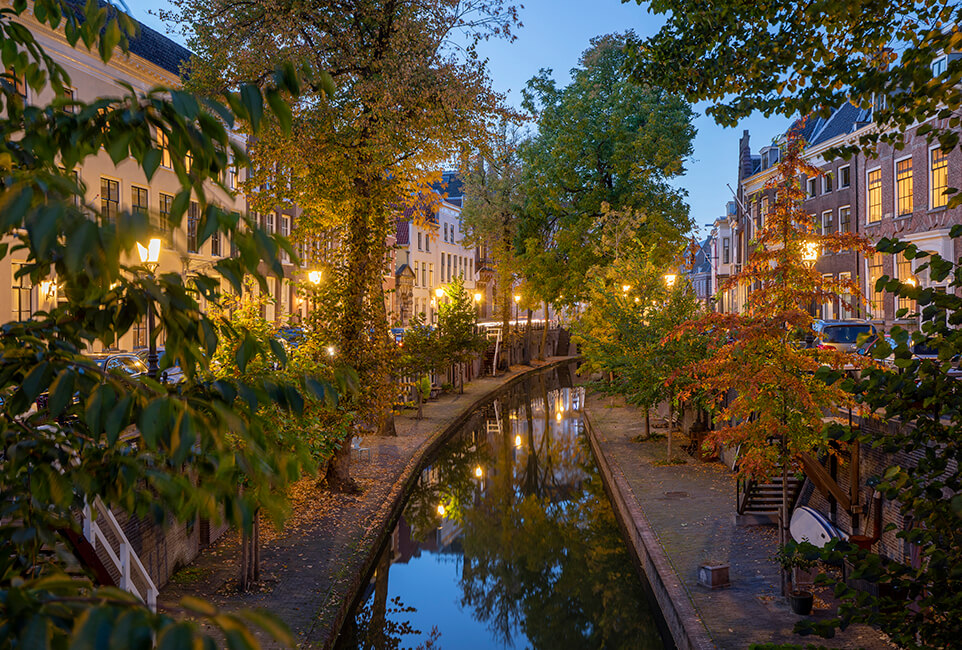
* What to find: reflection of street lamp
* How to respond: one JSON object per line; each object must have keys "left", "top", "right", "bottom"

{"left": 514, "top": 434, "right": 522, "bottom": 448}
{"left": 137, "top": 238, "right": 162, "bottom": 379}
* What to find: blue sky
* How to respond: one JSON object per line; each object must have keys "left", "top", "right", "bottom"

{"left": 125, "top": 0, "right": 786, "bottom": 238}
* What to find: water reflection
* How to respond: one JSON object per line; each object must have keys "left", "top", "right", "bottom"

{"left": 339, "top": 364, "right": 670, "bottom": 650}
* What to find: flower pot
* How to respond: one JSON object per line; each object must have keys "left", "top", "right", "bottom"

{"left": 790, "top": 590, "right": 814, "bottom": 616}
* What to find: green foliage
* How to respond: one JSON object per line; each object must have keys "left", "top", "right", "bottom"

{"left": 396, "top": 314, "right": 438, "bottom": 419}
{"left": 0, "top": 3, "right": 314, "bottom": 646}
{"left": 774, "top": 540, "right": 819, "bottom": 573}
{"left": 437, "top": 276, "right": 488, "bottom": 392}
{"left": 629, "top": 0, "right": 962, "bottom": 161}
{"left": 573, "top": 256, "right": 703, "bottom": 414}
{"left": 796, "top": 235, "right": 962, "bottom": 648}
{"left": 519, "top": 33, "right": 696, "bottom": 307}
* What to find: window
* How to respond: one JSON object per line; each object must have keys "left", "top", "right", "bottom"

{"left": 722, "top": 237, "right": 731, "bottom": 264}
{"left": 443, "top": 223, "right": 448, "bottom": 242}
{"left": 838, "top": 165, "right": 851, "bottom": 189}
{"left": 414, "top": 261, "right": 419, "bottom": 287}
{"left": 187, "top": 201, "right": 200, "bottom": 253}
{"left": 132, "top": 317, "right": 147, "bottom": 349}
{"left": 897, "top": 256, "right": 916, "bottom": 315}
{"left": 159, "top": 193, "right": 174, "bottom": 246}
{"left": 823, "top": 173, "right": 833, "bottom": 194}
{"left": 11, "top": 263, "right": 31, "bottom": 321}
{"left": 867, "top": 252, "right": 885, "bottom": 317}
{"left": 429, "top": 263, "right": 434, "bottom": 287}
{"left": 422, "top": 264, "right": 427, "bottom": 287}
{"left": 157, "top": 130, "right": 172, "bottom": 169}
{"left": 895, "top": 158, "right": 913, "bottom": 216}
{"left": 62, "top": 87, "right": 76, "bottom": 114}
{"left": 425, "top": 235, "right": 430, "bottom": 252}
{"left": 933, "top": 56, "right": 947, "bottom": 77}
{"left": 211, "top": 229, "right": 221, "bottom": 257}
{"left": 930, "top": 148, "right": 948, "bottom": 209}
{"left": 131, "top": 186, "right": 148, "bottom": 216}
{"left": 185, "top": 151, "right": 193, "bottom": 173}
{"left": 867, "top": 168, "right": 882, "bottom": 223}
{"left": 806, "top": 177, "right": 817, "bottom": 199}
{"left": 417, "top": 232, "right": 422, "bottom": 251}
{"left": 839, "top": 271, "right": 853, "bottom": 316}
{"left": 280, "top": 216, "right": 290, "bottom": 263}
{"left": 226, "top": 153, "right": 237, "bottom": 189}
{"left": 759, "top": 197, "right": 768, "bottom": 229}
{"left": 7, "top": 69, "right": 27, "bottom": 102}
{"left": 100, "top": 178, "right": 119, "bottom": 223}
{"left": 822, "top": 210, "right": 834, "bottom": 235}
{"left": 267, "top": 212, "right": 275, "bottom": 233}
{"left": 839, "top": 206, "right": 852, "bottom": 233}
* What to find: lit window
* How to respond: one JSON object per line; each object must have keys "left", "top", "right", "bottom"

{"left": 157, "top": 130, "right": 172, "bottom": 169}
{"left": 930, "top": 148, "right": 948, "bottom": 209}
{"left": 895, "top": 158, "right": 913, "bottom": 216}
{"left": 897, "top": 256, "right": 915, "bottom": 315}
{"left": 867, "top": 169, "right": 882, "bottom": 223}
{"left": 867, "top": 252, "right": 885, "bottom": 317}
{"left": 11, "top": 262, "right": 32, "bottom": 321}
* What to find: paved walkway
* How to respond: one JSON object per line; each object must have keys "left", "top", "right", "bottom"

{"left": 161, "top": 358, "right": 575, "bottom": 649}
{"left": 584, "top": 390, "right": 893, "bottom": 650}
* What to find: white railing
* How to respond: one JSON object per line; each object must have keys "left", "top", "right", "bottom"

{"left": 486, "top": 327, "right": 502, "bottom": 376}
{"left": 82, "top": 496, "right": 158, "bottom": 611}
{"left": 486, "top": 400, "right": 502, "bottom": 437}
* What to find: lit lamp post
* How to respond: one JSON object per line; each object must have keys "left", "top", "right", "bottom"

{"left": 136, "top": 238, "right": 162, "bottom": 379}
{"left": 307, "top": 270, "right": 322, "bottom": 315}
{"left": 474, "top": 291, "right": 482, "bottom": 319}
{"left": 435, "top": 286, "right": 445, "bottom": 324}
{"left": 622, "top": 284, "right": 631, "bottom": 294}
{"left": 664, "top": 273, "right": 677, "bottom": 289}
{"left": 513, "top": 293, "right": 520, "bottom": 328}
{"left": 801, "top": 241, "right": 820, "bottom": 268}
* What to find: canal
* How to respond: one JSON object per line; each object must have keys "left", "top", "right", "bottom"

{"left": 336, "top": 363, "right": 672, "bottom": 649}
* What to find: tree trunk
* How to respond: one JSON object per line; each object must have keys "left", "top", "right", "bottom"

{"left": 524, "top": 307, "right": 533, "bottom": 364}
{"left": 326, "top": 435, "right": 359, "bottom": 493}
{"left": 539, "top": 300, "right": 549, "bottom": 360}
{"left": 781, "top": 457, "right": 790, "bottom": 597}
{"left": 645, "top": 407, "right": 650, "bottom": 440}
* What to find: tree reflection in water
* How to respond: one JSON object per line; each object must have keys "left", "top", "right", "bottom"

{"left": 340, "top": 365, "right": 668, "bottom": 650}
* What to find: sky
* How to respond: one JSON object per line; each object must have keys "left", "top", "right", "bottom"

{"left": 125, "top": 0, "right": 786, "bottom": 238}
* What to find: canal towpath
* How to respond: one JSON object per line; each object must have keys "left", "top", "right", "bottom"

{"left": 583, "top": 389, "right": 894, "bottom": 650}
{"left": 160, "top": 356, "right": 578, "bottom": 649}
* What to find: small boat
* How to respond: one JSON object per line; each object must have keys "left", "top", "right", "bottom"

{"left": 790, "top": 506, "right": 847, "bottom": 547}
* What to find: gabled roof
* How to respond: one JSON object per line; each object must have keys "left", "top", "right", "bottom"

{"left": 66, "top": 0, "right": 192, "bottom": 77}
{"left": 395, "top": 219, "right": 410, "bottom": 246}
{"left": 432, "top": 171, "right": 463, "bottom": 201}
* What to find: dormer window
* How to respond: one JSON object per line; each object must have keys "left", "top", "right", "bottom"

{"left": 933, "top": 56, "right": 947, "bottom": 78}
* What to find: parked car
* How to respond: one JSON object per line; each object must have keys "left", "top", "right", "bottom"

{"left": 135, "top": 347, "right": 185, "bottom": 384}
{"left": 811, "top": 320, "right": 877, "bottom": 353}
{"left": 85, "top": 352, "right": 149, "bottom": 378}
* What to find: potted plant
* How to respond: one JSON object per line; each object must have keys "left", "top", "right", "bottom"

{"left": 775, "top": 540, "right": 819, "bottom": 615}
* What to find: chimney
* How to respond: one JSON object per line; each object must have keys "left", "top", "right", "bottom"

{"left": 738, "top": 130, "right": 753, "bottom": 183}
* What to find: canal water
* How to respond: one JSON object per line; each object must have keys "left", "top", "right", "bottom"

{"left": 336, "top": 363, "right": 672, "bottom": 649}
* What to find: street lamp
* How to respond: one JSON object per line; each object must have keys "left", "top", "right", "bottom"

{"left": 137, "top": 238, "right": 162, "bottom": 379}
{"left": 473, "top": 291, "right": 483, "bottom": 320}
{"left": 308, "top": 270, "right": 322, "bottom": 285}
{"left": 801, "top": 241, "right": 820, "bottom": 268}
{"left": 622, "top": 284, "right": 631, "bottom": 293}
{"left": 474, "top": 465, "right": 483, "bottom": 478}
{"left": 664, "top": 273, "right": 677, "bottom": 288}
{"left": 513, "top": 293, "right": 520, "bottom": 327}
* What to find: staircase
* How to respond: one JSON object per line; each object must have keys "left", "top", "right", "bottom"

{"left": 482, "top": 327, "right": 502, "bottom": 376}
{"left": 82, "top": 496, "right": 158, "bottom": 610}
{"left": 486, "top": 400, "right": 503, "bottom": 437}
{"left": 736, "top": 475, "right": 805, "bottom": 524}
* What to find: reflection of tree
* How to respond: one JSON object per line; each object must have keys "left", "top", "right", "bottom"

{"left": 460, "top": 447, "right": 665, "bottom": 649}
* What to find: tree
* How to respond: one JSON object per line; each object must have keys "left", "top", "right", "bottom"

{"left": 0, "top": 1, "right": 324, "bottom": 645}
{"left": 573, "top": 255, "right": 703, "bottom": 460}
{"left": 397, "top": 314, "right": 438, "bottom": 420}
{"left": 675, "top": 127, "right": 873, "bottom": 595}
{"left": 460, "top": 119, "right": 527, "bottom": 342}
{"left": 518, "top": 33, "right": 696, "bottom": 308}
{"left": 168, "top": 0, "right": 520, "bottom": 492}
{"left": 437, "top": 276, "right": 488, "bottom": 394}
{"left": 627, "top": 0, "right": 962, "bottom": 164}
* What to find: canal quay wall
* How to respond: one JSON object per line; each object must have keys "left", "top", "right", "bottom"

{"left": 159, "top": 356, "right": 579, "bottom": 649}
{"left": 582, "top": 390, "right": 894, "bottom": 650}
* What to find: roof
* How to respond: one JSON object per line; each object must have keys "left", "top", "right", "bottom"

{"left": 395, "top": 263, "right": 415, "bottom": 278}
{"left": 395, "top": 219, "right": 410, "bottom": 246}
{"left": 432, "top": 171, "right": 463, "bottom": 200}
{"left": 66, "top": 0, "right": 192, "bottom": 77}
